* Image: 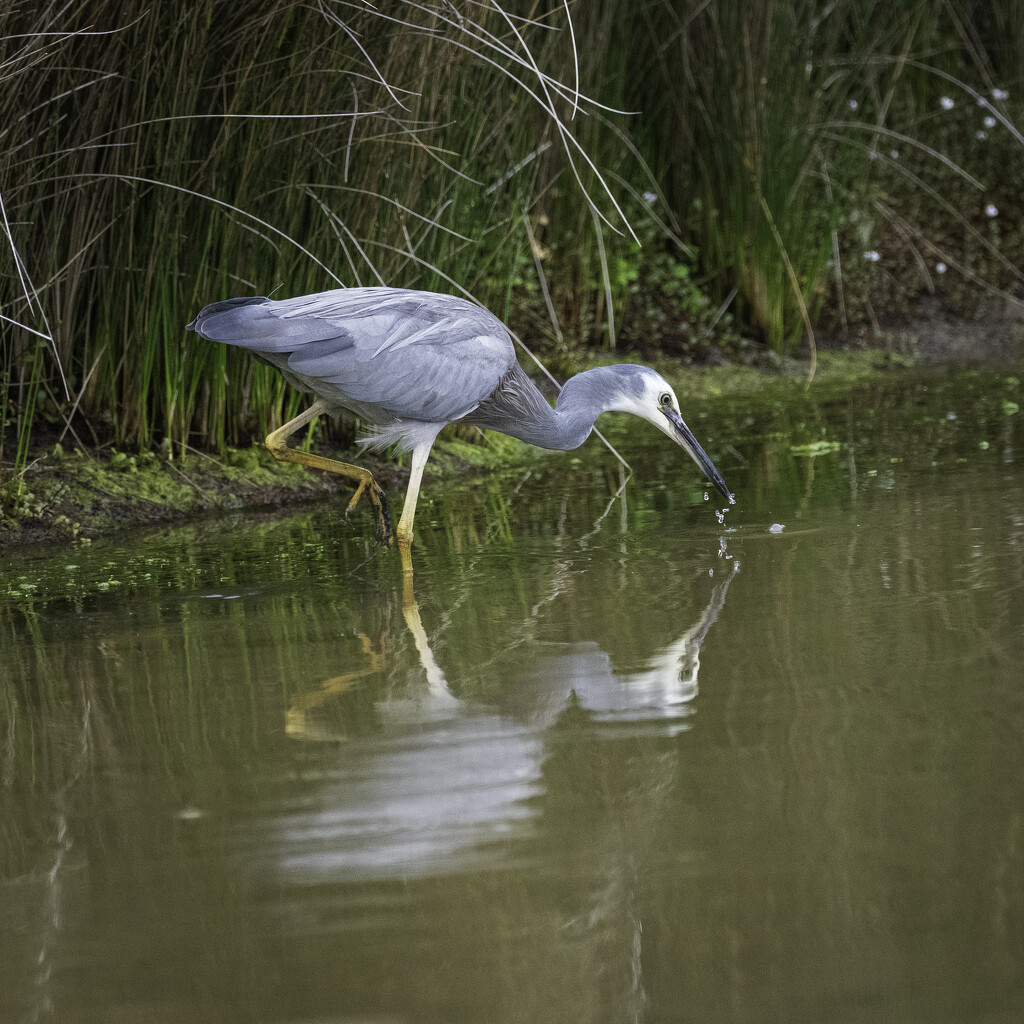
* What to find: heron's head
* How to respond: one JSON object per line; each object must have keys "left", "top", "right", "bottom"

{"left": 602, "top": 365, "right": 734, "bottom": 503}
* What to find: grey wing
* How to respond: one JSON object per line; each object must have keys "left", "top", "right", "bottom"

{"left": 189, "top": 288, "right": 516, "bottom": 422}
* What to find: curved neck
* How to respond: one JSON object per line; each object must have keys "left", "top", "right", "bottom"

{"left": 467, "top": 365, "right": 630, "bottom": 451}
{"left": 507, "top": 405, "right": 595, "bottom": 451}
{"left": 508, "top": 367, "right": 619, "bottom": 451}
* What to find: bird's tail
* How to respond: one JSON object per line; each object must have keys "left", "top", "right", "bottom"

{"left": 186, "top": 296, "right": 268, "bottom": 333}
{"left": 186, "top": 295, "right": 351, "bottom": 353}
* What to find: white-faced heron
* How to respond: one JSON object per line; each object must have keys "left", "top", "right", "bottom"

{"left": 187, "top": 287, "right": 733, "bottom": 553}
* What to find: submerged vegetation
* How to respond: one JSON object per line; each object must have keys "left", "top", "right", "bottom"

{"left": 2, "top": 0, "right": 1023, "bottom": 517}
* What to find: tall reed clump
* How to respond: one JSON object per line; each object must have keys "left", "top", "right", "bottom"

{"left": 623, "top": 0, "right": 1024, "bottom": 358}
{"left": 621, "top": 0, "right": 881, "bottom": 357}
{"left": 0, "top": 0, "right": 641, "bottom": 497}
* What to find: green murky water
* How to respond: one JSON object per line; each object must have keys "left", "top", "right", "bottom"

{"left": 3, "top": 368, "right": 1024, "bottom": 1023}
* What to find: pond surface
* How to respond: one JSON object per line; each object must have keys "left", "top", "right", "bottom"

{"left": 3, "top": 367, "right": 1024, "bottom": 1023}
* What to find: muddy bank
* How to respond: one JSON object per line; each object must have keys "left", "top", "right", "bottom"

{"left": 854, "top": 298, "right": 1024, "bottom": 365}
{"left": 0, "top": 443, "right": 401, "bottom": 553}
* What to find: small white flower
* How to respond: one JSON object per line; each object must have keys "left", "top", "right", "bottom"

{"left": 983, "top": 115, "right": 996, "bottom": 128}
{"left": 976, "top": 130, "right": 988, "bottom": 140}
{"left": 890, "top": 149, "right": 899, "bottom": 160}
{"left": 935, "top": 262, "right": 947, "bottom": 274}
{"left": 992, "top": 88, "right": 1009, "bottom": 101}
{"left": 940, "top": 96, "right": 955, "bottom": 110}
{"left": 642, "top": 191, "right": 656, "bottom": 204}
{"left": 848, "top": 99, "right": 859, "bottom": 110}
{"left": 864, "top": 250, "right": 880, "bottom": 262}
{"left": 985, "top": 204, "right": 999, "bottom": 217}
{"left": 805, "top": 62, "right": 812, "bottom": 76}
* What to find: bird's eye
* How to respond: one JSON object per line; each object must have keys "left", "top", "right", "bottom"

{"left": 659, "top": 392, "right": 673, "bottom": 408}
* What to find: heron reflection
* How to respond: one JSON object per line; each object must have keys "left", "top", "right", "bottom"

{"left": 269, "top": 560, "right": 739, "bottom": 881}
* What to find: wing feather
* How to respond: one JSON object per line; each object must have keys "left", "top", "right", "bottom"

{"left": 188, "top": 287, "right": 516, "bottom": 423}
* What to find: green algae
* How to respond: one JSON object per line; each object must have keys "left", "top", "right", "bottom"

{"left": 0, "top": 442, "right": 342, "bottom": 550}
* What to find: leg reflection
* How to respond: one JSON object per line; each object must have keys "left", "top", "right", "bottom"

{"left": 285, "top": 548, "right": 453, "bottom": 740}
{"left": 285, "top": 633, "right": 386, "bottom": 742}
{"left": 401, "top": 549, "right": 452, "bottom": 701}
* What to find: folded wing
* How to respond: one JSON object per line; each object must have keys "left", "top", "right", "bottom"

{"left": 189, "top": 288, "right": 516, "bottom": 423}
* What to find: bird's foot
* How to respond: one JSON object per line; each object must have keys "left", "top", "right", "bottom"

{"left": 345, "top": 478, "right": 393, "bottom": 548}
{"left": 371, "top": 485, "right": 394, "bottom": 548}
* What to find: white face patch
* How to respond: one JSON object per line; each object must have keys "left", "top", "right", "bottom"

{"left": 653, "top": 382, "right": 680, "bottom": 414}
{"left": 642, "top": 377, "right": 689, "bottom": 447}
{"left": 606, "top": 374, "right": 678, "bottom": 428}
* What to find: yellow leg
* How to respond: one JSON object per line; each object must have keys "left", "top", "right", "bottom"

{"left": 265, "top": 400, "right": 393, "bottom": 547}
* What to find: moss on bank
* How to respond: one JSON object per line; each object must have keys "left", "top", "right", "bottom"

{"left": 0, "top": 442, "right": 348, "bottom": 551}
{"left": 0, "top": 422, "right": 539, "bottom": 552}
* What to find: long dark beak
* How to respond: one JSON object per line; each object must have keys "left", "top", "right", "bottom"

{"left": 662, "top": 407, "right": 734, "bottom": 504}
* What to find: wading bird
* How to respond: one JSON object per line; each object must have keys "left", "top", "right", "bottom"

{"left": 187, "top": 287, "right": 733, "bottom": 554}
